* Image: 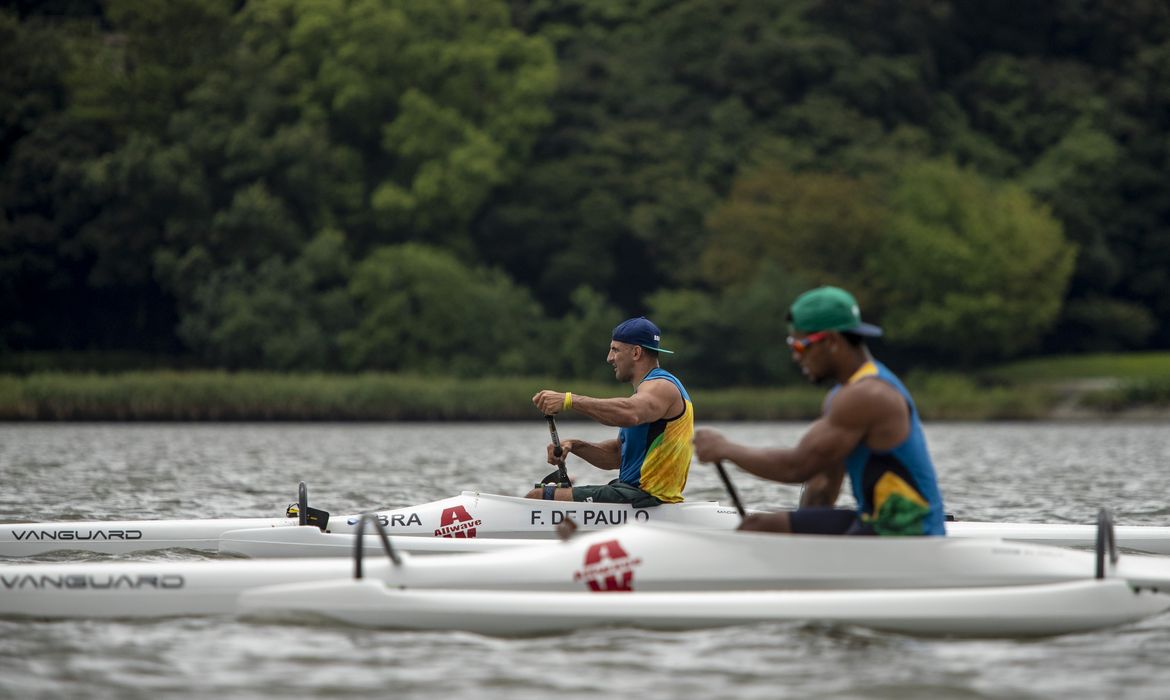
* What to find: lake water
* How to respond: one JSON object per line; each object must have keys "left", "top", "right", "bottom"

{"left": 1, "top": 421, "right": 1168, "bottom": 699}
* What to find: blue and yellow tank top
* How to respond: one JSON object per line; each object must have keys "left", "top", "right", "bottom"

{"left": 617, "top": 368, "right": 693, "bottom": 503}
{"left": 838, "top": 361, "right": 947, "bottom": 536}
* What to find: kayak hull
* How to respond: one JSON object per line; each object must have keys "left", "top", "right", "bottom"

{"left": 0, "top": 517, "right": 294, "bottom": 556}
{"left": 948, "top": 521, "right": 1170, "bottom": 555}
{"left": 6, "top": 490, "right": 1170, "bottom": 557}
{"left": 8, "top": 522, "right": 1170, "bottom": 619}
{"left": 238, "top": 579, "right": 1170, "bottom": 638}
{"left": 220, "top": 521, "right": 1170, "bottom": 560}
{"left": 0, "top": 492, "right": 743, "bottom": 557}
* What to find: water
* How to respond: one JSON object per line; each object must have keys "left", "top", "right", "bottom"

{"left": 1, "top": 421, "right": 1168, "bottom": 699}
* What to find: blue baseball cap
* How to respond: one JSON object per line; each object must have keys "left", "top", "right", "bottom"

{"left": 612, "top": 317, "right": 674, "bottom": 354}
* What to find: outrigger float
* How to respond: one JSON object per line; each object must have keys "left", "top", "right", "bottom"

{"left": 2, "top": 511, "right": 1170, "bottom": 637}
{"left": 4, "top": 483, "right": 1170, "bottom": 558}
{"left": 235, "top": 511, "right": 1170, "bottom": 638}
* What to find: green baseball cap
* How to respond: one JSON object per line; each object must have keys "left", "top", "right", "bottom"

{"left": 788, "top": 286, "right": 883, "bottom": 337}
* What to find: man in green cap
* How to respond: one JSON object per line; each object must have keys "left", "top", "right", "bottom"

{"left": 693, "top": 286, "right": 947, "bottom": 536}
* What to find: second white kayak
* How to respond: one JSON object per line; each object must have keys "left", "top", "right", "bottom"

{"left": 237, "top": 578, "right": 1170, "bottom": 638}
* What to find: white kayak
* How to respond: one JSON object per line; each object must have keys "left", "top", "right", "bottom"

{"left": 7, "top": 485, "right": 1170, "bottom": 558}
{"left": 0, "top": 488, "right": 744, "bottom": 557}
{"left": 5, "top": 520, "right": 1170, "bottom": 620}
{"left": 237, "top": 578, "right": 1170, "bottom": 638}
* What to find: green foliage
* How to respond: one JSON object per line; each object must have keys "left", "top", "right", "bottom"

{"left": 869, "top": 159, "right": 1076, "bottom": 364}
{"left": 340, "top": 243, "right": 546, "bottom": 376}
{"left": 178, "top": 230, "right": 354, "bottom": 370}
{"left": 648, "top": 263, "right": 812, "bottom": 388}
{"left": 4, "top": 1, "right": 1170, "bottom": 381}
{"left": 1054, "top": 296, "right": 1156, "bottom": 352}
{"left": 550, "top": 287, "right": 624, "bottom": 382}
{"left": 689, "top": 385, "right": 826, "bottom": 421}
{"left": 702, "top": 163, "right": 885, "bottom": 296}
{"left": 0, "top": 371, "right": 627, "bottom": 421}
{"left": 1080, "top": 377, "right": 1170, "bottom": 412}
{"left": 982, "top": 352, "right": 1170, "bottom": 383}
{"left": 903, "top": 372, "right": 1052, "bottom": 421}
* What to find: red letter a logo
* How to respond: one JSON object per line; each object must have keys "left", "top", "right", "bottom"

{"left": 582, "top": 539, "right": 634, "bottom": 592}
{"left": 439, "top": 506, "right": 476, "bottom": 538}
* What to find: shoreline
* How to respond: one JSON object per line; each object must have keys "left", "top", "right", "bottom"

{"left": 1, "top": 370, "right": 1166, "bottom": 422}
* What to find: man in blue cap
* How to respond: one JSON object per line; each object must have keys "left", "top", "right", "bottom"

{"left": 694, "top": 286, "right": 947, "bottom": 536}
{"left": 530, "top": 317, "right": 694, "bottom": 507}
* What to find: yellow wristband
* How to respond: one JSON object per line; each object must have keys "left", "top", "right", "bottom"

{"left": 563, "top": 392, "right": 573, "bottom": 411}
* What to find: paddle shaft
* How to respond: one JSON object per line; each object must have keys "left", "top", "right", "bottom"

{"left": 714, "top": 460, "right": 746, "bottom": 520}
{"left": 546, "top": 415, "right": 571, "bottom": 486}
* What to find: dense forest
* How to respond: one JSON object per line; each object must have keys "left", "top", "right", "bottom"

{"left": 3, "top": 0, "right": 1169, "bottom": 388}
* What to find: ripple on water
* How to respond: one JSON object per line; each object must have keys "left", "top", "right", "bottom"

{"left": 1, "top": 422, "right": 1170, "bottom": 699}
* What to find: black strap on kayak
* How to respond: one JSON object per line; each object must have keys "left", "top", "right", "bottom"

{"left": 286, "top": 481, "right": 331, "bottom": 532}
{"left": 1095, "top": 507, "right": 1118, "bottom": 579}
{"left": 353, "top": 512, "right": 402, "bottom": 578}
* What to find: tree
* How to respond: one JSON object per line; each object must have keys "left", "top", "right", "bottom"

{"left": 701, "top": 163, "right": 885, "bottom": 296}
{"left": 870, "top": 159, "right": 1076, "bottom": 363}
{"left": 648, "top": 263, "right": 813, "bottom": 387}
{"left": 177, "top": 230, "right": 354, "bottom": 369}
{"left": 341, "top": 243, "right": 547, "bottom": 376}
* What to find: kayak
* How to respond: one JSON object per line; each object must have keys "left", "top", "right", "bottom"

{"left": 6, "top": 484, "right": 1170, "bottom": 557}
{"left": 237, "top": 578, "right": 1170, "bottom": 638}
{"left": 0, "top": 488, "right": 745, "bottom": 557}
{"left": 5, "top": 519, "right": 1170, "bottom": 620}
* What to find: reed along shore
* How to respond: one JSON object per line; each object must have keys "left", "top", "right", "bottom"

{"left": 0, "top": 370, "right": 1118, "bottom": 421}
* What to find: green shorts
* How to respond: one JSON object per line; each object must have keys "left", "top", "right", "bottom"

{"left": 572, "top": 480, "right": 663, "bottom": 509}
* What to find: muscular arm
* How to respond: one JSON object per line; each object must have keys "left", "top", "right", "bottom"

{"left": 561, "top": 438, "right": 622, "bottom": 470}
{"left": 694, "top": 380, "right": 905, "bottom": 485}
{"left": 533, "top": 379, "right": 682, "bottom": 428}
{"left": 799, "top": 465, "right": 845, "bottom": 507}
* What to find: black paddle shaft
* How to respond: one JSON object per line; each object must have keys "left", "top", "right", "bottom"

{"left": 546, "top": 414, "right": 571, "bottom": 487}
{"left": 714, "top": 460, "right": 747, "bottom": 520}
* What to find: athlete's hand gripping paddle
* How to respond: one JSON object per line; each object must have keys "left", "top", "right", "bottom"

{"left": 546, "top": 414, "right": 572, "bottom": 488}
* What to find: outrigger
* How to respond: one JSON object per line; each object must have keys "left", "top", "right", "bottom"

{"left": 2, "top": 510, "right": 1169, "bottom": 637}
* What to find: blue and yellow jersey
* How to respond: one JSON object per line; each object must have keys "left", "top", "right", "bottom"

{"left": 837, "top": 361, "right": 947, "bottom": 536}
{"left": 617, "top": 368, "right": 693, "bottom": 503}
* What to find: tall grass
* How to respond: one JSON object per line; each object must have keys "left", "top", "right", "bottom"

{"left": 1078, "top": 377, "right": 1170, "bottom": 412}
{"left": 0, "top": 372, "right": 623, "bottom": 421}
{"left": 0, "top": 369, "right": 1071, "bottom": 421}
{"left": 982, "top": 352, "right": 1170, "bottom": 382}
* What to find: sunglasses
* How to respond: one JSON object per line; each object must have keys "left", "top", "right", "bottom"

{"left": 786, "top": 331, "right": 830, "bottom": 354}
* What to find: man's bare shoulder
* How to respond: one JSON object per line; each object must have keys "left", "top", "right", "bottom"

{"left": 638, "top": 374, "right": 680, "bottom": 393}
{"left": 636, "top": 374, "right": 684, "bottom": 416}
{"left": 829, "top": 375, "right": 904, "bottom": 421}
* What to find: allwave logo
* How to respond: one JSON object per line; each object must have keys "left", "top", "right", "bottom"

{"left": 434, "top": 505, "right": 481, "bottom": 538}
{"left": 573, "top": 539, "right": 641, "bottom": 592}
